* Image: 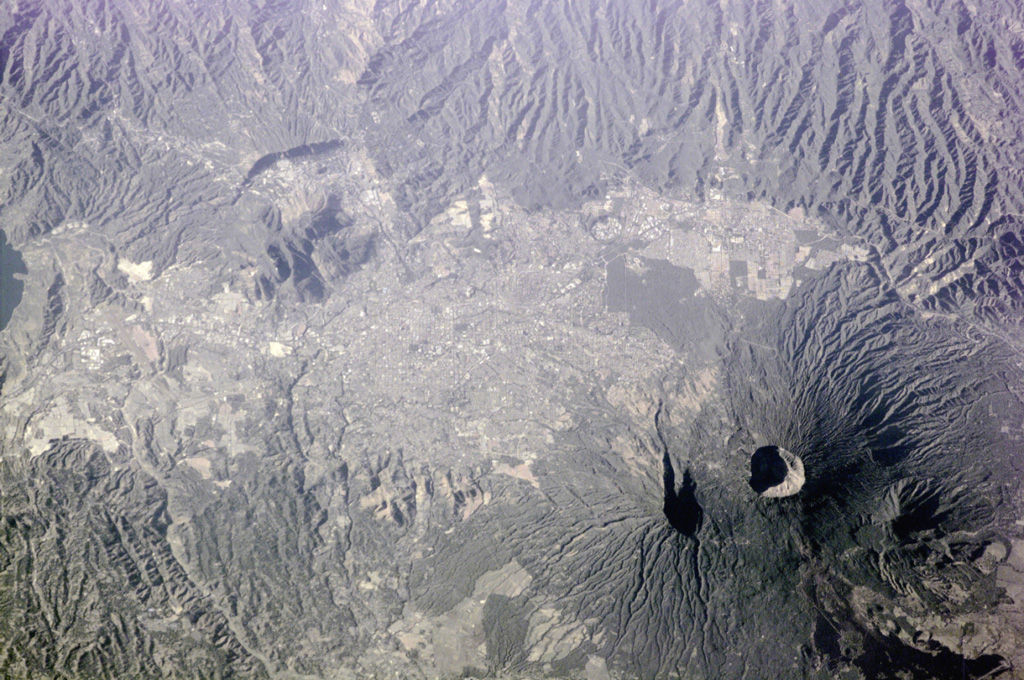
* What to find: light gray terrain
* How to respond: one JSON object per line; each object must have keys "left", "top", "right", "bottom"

{"left": 1, "top": 0, "right": 1024, "bottom": 678}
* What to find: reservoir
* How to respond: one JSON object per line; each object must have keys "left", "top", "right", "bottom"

{"left": 0, "top": 230, "right": 26, "bottom": 331}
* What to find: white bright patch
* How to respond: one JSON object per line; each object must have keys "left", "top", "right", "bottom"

{"left": 117, "top": 258, "right": 154, "bottom": 282}
{"left": 267, "top": 341, "right": 292, "bottom": 357}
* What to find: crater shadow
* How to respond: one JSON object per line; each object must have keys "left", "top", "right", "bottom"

{"left": 749, "top": 445, "right": 789, "bottom": 494}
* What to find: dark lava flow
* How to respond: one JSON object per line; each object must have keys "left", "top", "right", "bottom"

{"left": 656, "top": 405, "right": 703, "bottom": 536}
{"left": 663, "top": 461, "right": 703, "bottom": 537}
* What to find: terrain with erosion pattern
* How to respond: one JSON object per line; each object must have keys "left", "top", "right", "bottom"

{"left": 2, "top": 0, "right": 1024, "bottom": 678}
